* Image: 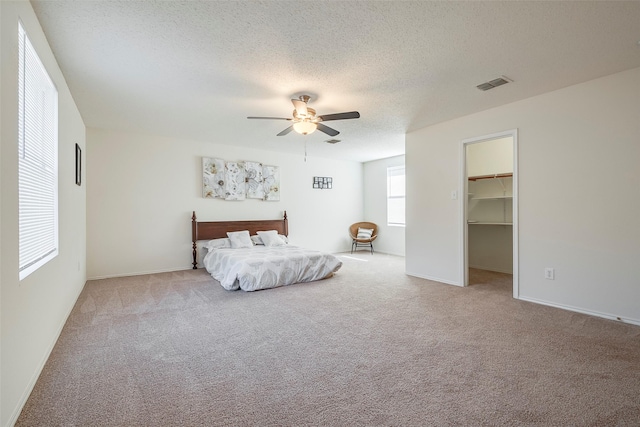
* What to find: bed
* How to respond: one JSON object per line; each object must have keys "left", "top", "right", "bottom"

{"left": 191, "top": 211, "right": 342, "bottom": 291}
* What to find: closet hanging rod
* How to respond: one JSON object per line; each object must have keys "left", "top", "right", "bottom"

{"left": 467, "top": 173, "right": 513, "bottom": 181}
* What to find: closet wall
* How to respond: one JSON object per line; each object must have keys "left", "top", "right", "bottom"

{"left": 467, "top": 137, "right": 513, "bottom": 274}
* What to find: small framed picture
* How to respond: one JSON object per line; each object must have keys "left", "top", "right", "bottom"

{"left": 313, "top": 176, "right": 333, "bottom": 189}
{"left": 75, "top": 143, "right": 82, "bottom": 186}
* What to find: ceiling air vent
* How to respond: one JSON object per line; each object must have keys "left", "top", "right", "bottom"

{"left": 325, "top": 139, "right": 341, "bottom": 144}
{"left": 476, "top": 76, "right": 512, "bottom": 91}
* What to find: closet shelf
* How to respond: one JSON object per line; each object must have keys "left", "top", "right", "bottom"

{"left": 471, "top": 195, "right": 512, "bottom": 200}
{"left": 468, "top": 221, "right": 512, "bottom": 225}
{"left": 468, "top": 172, "right": 513, "bottom": 181}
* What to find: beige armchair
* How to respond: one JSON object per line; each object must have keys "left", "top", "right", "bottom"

{"left": 349, "top": 222, "right": 378, "bottom": 254}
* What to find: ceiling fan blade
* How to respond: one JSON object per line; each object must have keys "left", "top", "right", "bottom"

{"left": 316, "top": 123, "right": 340, "bottom": 137}
{"left": 277, "top": 126, "right": 294, "bottom": 136}
{"left": 291, "top": 99, "right": 308, "bottom": 116}
{"left": 317, "top": 111, "right": 360, "bottom": 122}
{"left": 247, "top": 116, "right": 292, "bottom": 120}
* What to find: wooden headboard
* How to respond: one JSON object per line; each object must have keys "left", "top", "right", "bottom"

{"left": 191, "top": 211, "right": 288, "bottom": 269}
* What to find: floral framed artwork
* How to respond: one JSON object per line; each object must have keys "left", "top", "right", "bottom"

{"left": 224, "top": 161, "right": 246, "bottom": 200}
{"left": 202, "top": 157, "right": 279, "bottom": 201}
{"left": 263, "top": 165, "right": 280, "bottom": 201}
{"left": 244, "top": 161, "right": 265, "bottom": 199}
{"left": 202, "top": 157, "right": 226, "bottom": 198}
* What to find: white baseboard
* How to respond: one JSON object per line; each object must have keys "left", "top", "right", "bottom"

{"left": 519, "top": 295, "right": 640, "bottom": 327}
{"left": 87, "top": 266, "right": 193, "bottom": 281}
{"left": 406, "top": 271, "right": 462, "bottom": 287}
{"left": 378, "top": 250, "right": 406, "bottom": 257}
{"left": 7, "top": 280, "right": 87, "bottom": 427}
{"left": 469, "top": 264, "right": 513, "bottom": 274}
{"left": 336, "top": 250, "right": 405, "bottom": 258}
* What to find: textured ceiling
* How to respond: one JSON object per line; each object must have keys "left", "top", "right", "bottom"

{"left": 31, "top": 1, "right": 640, "bottom": 162}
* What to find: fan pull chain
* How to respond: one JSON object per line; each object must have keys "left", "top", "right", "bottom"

{"left": 304, "top": 139, "right": 307, "bottom": 162}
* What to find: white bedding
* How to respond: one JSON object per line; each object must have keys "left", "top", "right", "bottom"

{"left": 203, "top": 245, "right": 342, "bottom": 291}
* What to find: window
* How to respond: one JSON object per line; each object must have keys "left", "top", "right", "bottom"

{"left": 18, "top": 22, "right": 59, "bottom": 280}
{"left": 387, "top": 165, "right": 405, "bottom": 226}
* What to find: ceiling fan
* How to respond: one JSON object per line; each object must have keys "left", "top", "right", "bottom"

{"left": 247, "top": 95, "right": 360, "bottom": 137}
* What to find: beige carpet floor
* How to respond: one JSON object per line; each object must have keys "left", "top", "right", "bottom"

{"left": 16, "top": 253, "right": 640, "bottom": 426}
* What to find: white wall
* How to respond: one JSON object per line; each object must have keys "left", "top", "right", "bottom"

{"left": 406, "top": 67, "right": 640, "bottom": 324}
{"left": 1, "top": 2, "right": 87, "bottom": 426}
{"left": 466, "top": 136, "right": 513, "bottom": 177}
{"left": 363, "top": 155, "right": 405, "bottom": 256}
{"left": 87, "top": 128, "right": 363, "bottom": 279}
{"left": 468, "top": 224, "right": 513, "bottom": 274}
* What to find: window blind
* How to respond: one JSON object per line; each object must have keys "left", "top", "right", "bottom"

{"left": 18, "top": 22, "right": 59, "bottom": 279}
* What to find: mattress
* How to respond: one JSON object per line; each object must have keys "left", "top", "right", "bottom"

{"left": 202, "top": 245, "right": 342, "bottom": 291}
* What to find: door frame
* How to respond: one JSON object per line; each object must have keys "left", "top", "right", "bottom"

{"left": 459, "top": 129, "right": 519, "bottom": 298}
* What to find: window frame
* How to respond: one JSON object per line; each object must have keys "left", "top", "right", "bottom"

{"left": 18, "top": 21, "right": 59, "bottom": 280}
{"left": 387, "top": 165, "right": 406, "bottom": 227}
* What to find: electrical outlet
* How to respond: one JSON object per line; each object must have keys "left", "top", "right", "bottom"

{"left": 544, "top": 268, "right": 555, "bottom": 280}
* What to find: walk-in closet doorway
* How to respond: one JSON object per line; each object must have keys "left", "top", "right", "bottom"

{"left": 460, "top": 130, "right": 518, "bottom": 297}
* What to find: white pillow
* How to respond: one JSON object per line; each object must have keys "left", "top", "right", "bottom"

{"left": 204, "top": 238, "right": 231, "bottom": 250}
{"left": 256, "top": 230, "right": 286, "bottom": 247}
{"left": 227, "top": 230, "right": 254, "bottom": 249}
{"left": 251, "top": 233, "right": 288, "bottom": 245}
{"left": 357, "top": 227, "right": 374, "bottom": 239}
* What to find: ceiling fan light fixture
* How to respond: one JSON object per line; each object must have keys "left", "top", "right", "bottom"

{"left": 293, "top": 121, "right": 317, "bottom": 135}
{"left": 248, "top": 94, "right": 359, "bottom": 137}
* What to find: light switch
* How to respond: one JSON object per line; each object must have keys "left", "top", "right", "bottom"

{"left": 544, "top": 268, "right": 555, "bottom": 280}
{"left": 451, "top": 190, "right": 457, "bottom": 200}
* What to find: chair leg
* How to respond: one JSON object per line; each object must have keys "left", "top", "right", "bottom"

{"left": 370, "top": 242, "right": 374, "bottom": 254}
{"left": 351, "top": 241, "right": 355, "bottom": 254}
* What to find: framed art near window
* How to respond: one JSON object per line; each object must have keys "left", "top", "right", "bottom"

{"left": 75, "top": 143, "right": 81, "bottom": 186}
